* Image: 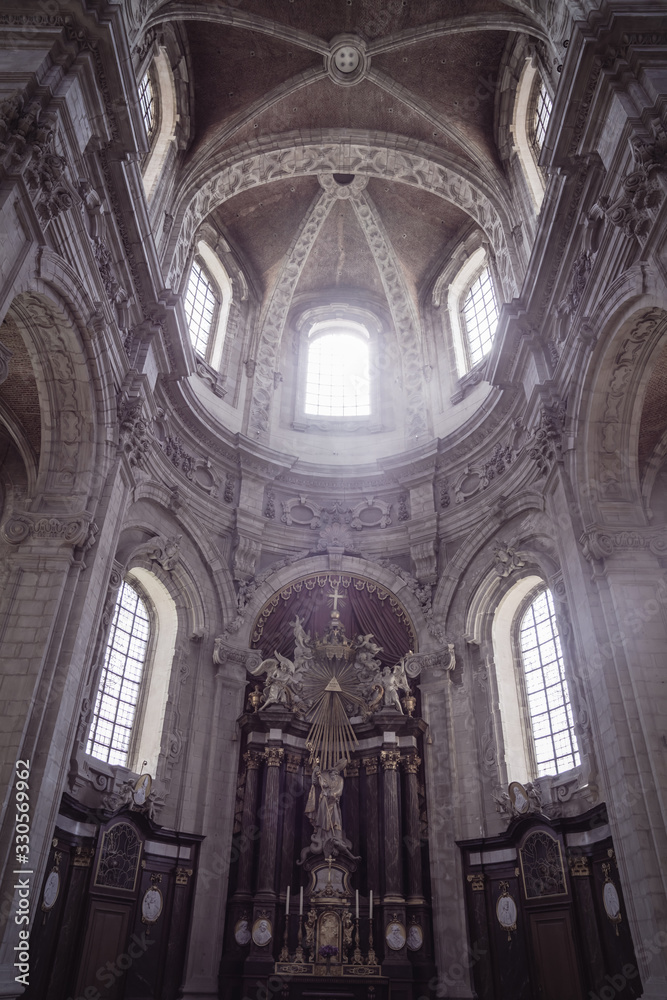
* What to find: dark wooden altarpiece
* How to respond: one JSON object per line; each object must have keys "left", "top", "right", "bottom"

{"left": 222, "top": 577, "right": 435, "bottom": 1000}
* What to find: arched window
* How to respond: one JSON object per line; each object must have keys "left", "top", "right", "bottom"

{"left": 518, "top": 588, "right": 580, "bottom": 776}
{"left": 138, "top": 72, "right": 155, "bottom": 138}
{"left": 184, "top": 261, "right": 218, "bottom": 358}
{"left": 86, "top": 581, "right": 150, "bottom": 766}
{"left": 140, "top": 48, "right": 178, "bottom": 201}
{"left": 461, "top": 266, "right": 499, "bottom": 368}
{"left": 304, "top": 324, "right": 370, "bottom": 417}
{"left": 530, "top": 77, "right": 552, "bottom": 155}
{"left": 511, "top": 60, "right": 552, "bottom": 211}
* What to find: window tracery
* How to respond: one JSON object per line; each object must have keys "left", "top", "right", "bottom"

{"left": 184, "top": 261, "right": 218, "bottom": 359}
{"left": 305, "top": 328, "right": 371, "bottom": 417}
{"left": 461, "top": 266, "right": 499, "bottom": 368}
{"left": 530, "top": 77, "right": 552, "bottom": 155}
{"left": 86, "top": 580, "right": 150, "bottom": 766}
{"left": 138, "top": 72, "right": 155, "bottom": 138}
{"left": 517, "top": 588, "right": 580, "bottom": 777}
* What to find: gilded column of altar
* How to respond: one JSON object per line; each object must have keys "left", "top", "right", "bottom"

{"left": 236, "top": 750, "right": 263, "bottom": 897}
{"left": 381, "top": 750, "right": 403, "bottom": 901}
{"left": 401, "top": 754, "right": 425, "bottom": 904}
{"left": 257, "top": 747, "right": 284, "bottom": 896}
{"left": 362, "top": 756, "right": 380, "bottom": 895}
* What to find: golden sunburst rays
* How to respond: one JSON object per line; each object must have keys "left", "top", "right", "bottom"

{"left": 303, "top": 658, "right": 366, "bottom": 770}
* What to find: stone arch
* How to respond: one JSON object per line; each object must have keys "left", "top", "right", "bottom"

{"left": 574, "top": 283, "right": 667, "bottom": 521}
{"left": 432, "top": 489, "right": 546, "bottom": 626}
{"left": 4, "top": 290, "right": 100, "bottom": 509}
{"left": 164, "top": 136, "right": 522, "bottom": 299}
{"left": 222, "top": 554, "right": 432, "bottom": 654}
{"left": 131, "top": 480, "right": 238, "bottom": 621}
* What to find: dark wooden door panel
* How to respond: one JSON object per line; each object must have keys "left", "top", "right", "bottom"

{"left": 74, "top": 900, "right": 131, "bottom": 1000}
{"left": 529, "top": 911, "right": 585, "bottom": 1000}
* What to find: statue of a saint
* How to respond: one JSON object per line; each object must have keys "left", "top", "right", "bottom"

{"left": 298, "top": 759, "right": 359, "bottom": 864}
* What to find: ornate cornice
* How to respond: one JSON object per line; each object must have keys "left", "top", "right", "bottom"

{"left": 580, "top": 525, "right": 667, "bottom": 563}
{"left": 1, "top": 512, "right": 97, "bottom": 549}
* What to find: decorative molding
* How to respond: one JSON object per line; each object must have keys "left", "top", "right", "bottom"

{"left": 493, "top": 543, "right": 527, "bottom": 578}
{"left": 0, "top": 341, "right": 12, "bottom": 384}
{"left": 528, "top": 400, "right": 566, "bottom": 476}
{"left": 569, "top": 855, "right": 591, "bottom": 877}
{"left": 466, "top": 873, "right": 485, "bottom": 892}
{"left": 247, "top": 190, "right": 335, "bottom": 440}
{"left": 118, "top": 393, "right": 151, "bottom": 469}
{"left": 598, "top": 309, "right": 666, "bottom": 497}
{"left": 351, "top": 190, "right": 428, "bottom": 440}
{"left": 196, "top": 358, "right": 228, "bottom": 398}
{"left": 264, "top": 747, "right": 284, "bottom": 767}
{"left": 1, "top": 512, "right": 97, "bottom": 549}
{"left": 579, "top": 525, "right": 667, "bottom": 563}
{"left": 595, "top": 120, "right": 666, "bottom": 245}
{"left": 380, "top": 750, "right": 401, "bottom": 771}
{"left": 135, "top": 533, "right": 182, "bottom": 572}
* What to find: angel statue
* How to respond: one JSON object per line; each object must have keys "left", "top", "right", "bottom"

{"left": 298, "top": 757, "right": 360, "bottom": 864}
{"left": 252, "top": 650, "right": 298, "bottom": 710}
{"left": 381, "top": 655, "right": 412, "bottom": 713}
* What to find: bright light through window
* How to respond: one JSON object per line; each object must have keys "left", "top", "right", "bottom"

{"left": 184, "top": 262, "right": 217, "bottom": 357}
{"left": 139, "top": 72, "right": 155, "bottom": 137}
{"left": 86, "top": 581, "right": 150, "bottom": 766}
{"left": 462, "top": 267, "right": 498, "bottom": 367}
{"left": 305, "top": 331, "right": 370, "bottom": 416}
{"left": 533, "top": 81, "right": 552, "bottom": 153}
{"left": 519, "top": 589, "right": 580, "bottom": 777}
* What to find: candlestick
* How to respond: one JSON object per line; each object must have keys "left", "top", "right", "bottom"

{"left": 299, "top": 886, "right": 303, "bottom": 916}
{"left": 367, "top": 896, "right": 377, "bottom": 966}
{"left": 369, "top": 890, "right": 372, "bottom": 919}
{"left": 352, "top": 916, "right": 363, "bottom": 965}
{"left": 355, "top": 889, "right": 359, "bottom": 919}
{"left": 285, "top": 886, "right": 290, "bottom": 916}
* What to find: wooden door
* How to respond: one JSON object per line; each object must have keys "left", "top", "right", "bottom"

{"left": 529, "top": 910, "right": 585, "bottom": 1000}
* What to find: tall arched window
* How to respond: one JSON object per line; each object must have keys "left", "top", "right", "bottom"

{"left": 184, "top": 261, "right": 218, "bottom": 358}
{"left": 461, "top": 266, "right": 499, "bottom": 368}
{"left": 86, "top": 581, "right": 150, "bottom": 766}
{"left": 304, "top": 325, "right": 370, "bottom": 417}
{"left": 518, "top": 588, "right": 580, "bottom": 776}
{"left": 138, "top": 72, "right": 155, "bottom": 138}
{"left": 530, "top": 77, "right": 552, "bottom": 155}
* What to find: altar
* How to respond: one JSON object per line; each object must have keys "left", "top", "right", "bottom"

{"left": 220, "top": 576, "right": 437, "bottom": 1000}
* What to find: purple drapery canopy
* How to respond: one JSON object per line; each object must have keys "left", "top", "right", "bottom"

{"left": 250, "top": 574, "right": 416, "bottom": 668}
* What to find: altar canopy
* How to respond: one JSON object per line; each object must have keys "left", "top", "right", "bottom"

{"left": 251, "top": 572, "right": 416, "bottom": 667}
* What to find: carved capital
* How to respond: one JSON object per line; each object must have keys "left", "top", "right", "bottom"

{"left": 264, "top": 747, "right": 284, "bottom": 768}
{"left": 243, "top": 750, "right": 263, "bottom": 771}
{"left": 361, "top": 755, "right": 378, "bottom": 775}
{"left": 401, "top": 754, "right": 421, "bottom": 774}
{"left": 380, "top": 750, "right": 401, "bottom": 771}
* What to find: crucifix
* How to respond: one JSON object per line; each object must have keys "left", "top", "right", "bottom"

{"left": 325, "top": 854, "right": 334, "bottom": 885}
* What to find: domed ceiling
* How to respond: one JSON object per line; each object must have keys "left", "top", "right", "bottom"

{"left": 149, "top": 0, "right": 551, "bottom": 459}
